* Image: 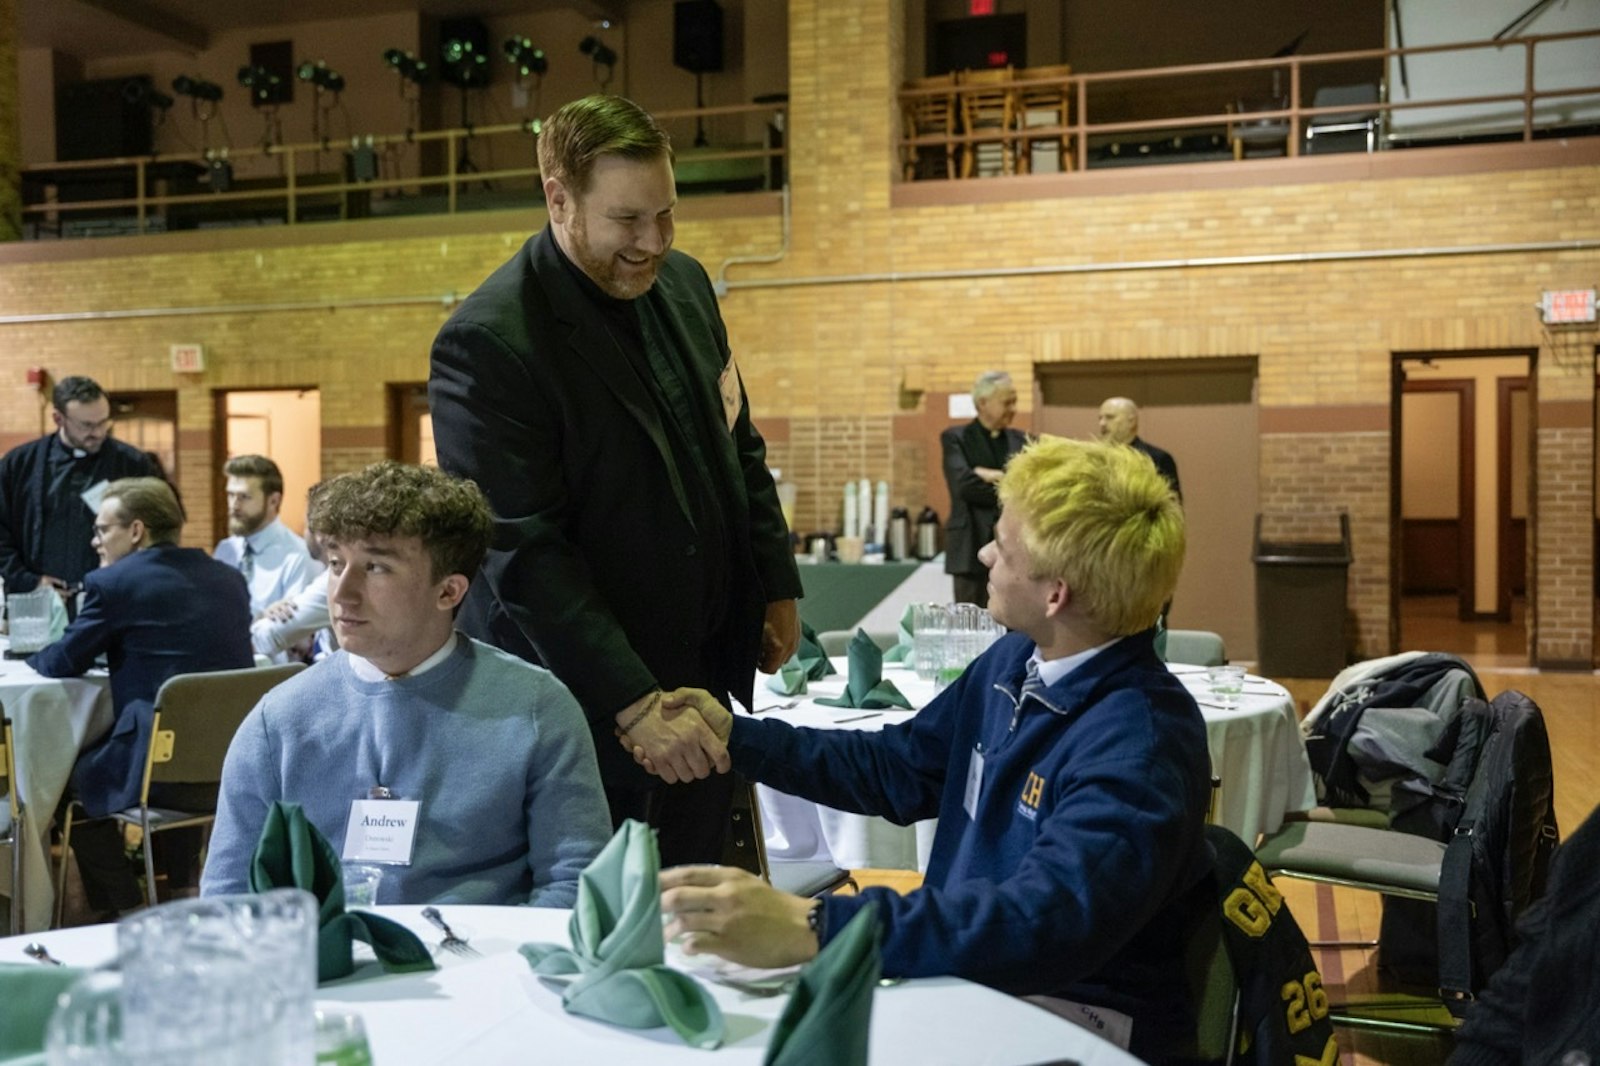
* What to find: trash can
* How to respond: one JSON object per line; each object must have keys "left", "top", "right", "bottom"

{"left": 1253, "top": 513, "right": 1352, "bottom": 677}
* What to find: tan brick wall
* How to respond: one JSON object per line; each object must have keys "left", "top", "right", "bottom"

{"left": 1, "top": 0, "right": 1597, "bottom": 663}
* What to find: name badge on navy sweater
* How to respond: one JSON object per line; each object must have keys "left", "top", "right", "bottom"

{"left": 343, "top": 799, "right": 421, "bottom": 865}
{"left": 963, "top": 747, "right": 985, "bottom": 819}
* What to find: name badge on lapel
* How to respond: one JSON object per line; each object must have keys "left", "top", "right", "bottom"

{"left": 718, "top": 356, "right": 743, "bottom": 432}
{"left": 342, "top": 798, "right": 421, "bottom": 865}
{"left": 81, "top": 479, "right": 112, "bottom": 514}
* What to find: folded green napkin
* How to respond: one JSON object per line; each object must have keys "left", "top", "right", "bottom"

{"left": 248, "top": 802, "right": 435, "bottom": 983}
{"left": 815, "top": 630, "right": 912, "bottom": 710}
{"left": 519, "top": 820, "right": 724, "bottom": 1049}
{"left": 798, "top": 620, "right": 837, "bottom": 680}
{"left": 0, "top": 962, "right": 87, "bottom": 1064}
{"left": 765, "top": 659, "right": 809, "bottom": 696}
{"left": 763, "top": 906, "right": 882, "bottom": 1066}
{"left": 882, "top": 604, "right": 915, "bottom": 663}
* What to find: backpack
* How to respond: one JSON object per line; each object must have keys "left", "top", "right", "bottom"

{"left": 1379, "top": 690, "right": 1559, "bottom": 1013}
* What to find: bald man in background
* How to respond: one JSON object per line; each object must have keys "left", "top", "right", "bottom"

{"left": 1097, "top": 397, "right": 1181, "bottom": 502}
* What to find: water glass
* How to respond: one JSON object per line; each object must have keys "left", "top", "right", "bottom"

{"left": 912, "top": 603, "right": 950, "bottom": 683}
{"left": 341, "top": 863, "right": 384, "bottom": 908}
{"left": 7, "top": 587, "right": 55, "bottom": 653}
{"left": 46, "top": 969, "right": 270, "bottom": 1066}
{"left": 116, "top": 889, "right": 318, "bottom": 1066}
{"left": 313, "top": 1010, "right": 374, "bottom": 1066}
{"left": 1207, "top": 665, "right": 1247, "bottom": 709}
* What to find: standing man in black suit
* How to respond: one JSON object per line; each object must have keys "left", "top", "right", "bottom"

{"left": 30, "top": 477, "right": 253, "bottom": 916}
{"left": 0, "top": 376, "right": 155, "bottom": 609}
{"left": 1098, "top": 396, "right": 1182, "bottom": 501}
{"left": 941, "top": 371, "right": 1026, "bottom": 607}
{"left": 428, "top": 95, "right": 802, "bottom": 866}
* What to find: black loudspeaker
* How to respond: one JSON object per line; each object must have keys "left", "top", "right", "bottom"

{"left": 674, "top": 0, "right": 724, "bottom": 74}
{"left": 440, "top": 16, "right": 493, "bottom": 88}
{"left": 56, "top": 76, "right": 154, "bottom": 161}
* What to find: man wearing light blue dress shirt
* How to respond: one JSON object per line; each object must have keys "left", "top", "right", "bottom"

{"left": 211, "top": 454, "right": 320, "bottom": 621}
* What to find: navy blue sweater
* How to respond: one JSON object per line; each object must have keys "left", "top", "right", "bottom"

{"left": 730, "top": 628, "right": 1211, "bottom": 1054}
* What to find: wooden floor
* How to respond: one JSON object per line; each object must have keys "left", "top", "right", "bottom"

{"left": 855, "top": 595, "right": 1599, "bottom": 1065}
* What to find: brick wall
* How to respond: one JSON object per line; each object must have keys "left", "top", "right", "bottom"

{"left": 1, "top": 0, "right": 1597, "bottom": 664}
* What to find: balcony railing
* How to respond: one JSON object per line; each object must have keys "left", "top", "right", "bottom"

{"left": 16, "top": 102, "right": 786, "bottom": 240}
{"left": 899, "top": 28, "right": 1600, "bottom": 179}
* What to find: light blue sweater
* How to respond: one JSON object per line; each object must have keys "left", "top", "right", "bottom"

{"left": 201, "top": 636, "right": 610, "bottom": 907}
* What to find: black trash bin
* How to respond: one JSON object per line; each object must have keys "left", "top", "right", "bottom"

{"left": 1253, "top": 513, "right": 1352, "bottom": 677}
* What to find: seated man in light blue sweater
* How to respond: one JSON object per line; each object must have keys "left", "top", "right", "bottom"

{"left": 201, "top": 461, "right": 611, "bottom": 907}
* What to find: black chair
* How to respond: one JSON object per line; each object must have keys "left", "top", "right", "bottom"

{"left": 1305, "top": 84, "right": 1380, "bottom": 154}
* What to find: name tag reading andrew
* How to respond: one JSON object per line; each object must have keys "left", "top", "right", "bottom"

{"left": 342, "top": 799, "right": 421, "bottom": 865}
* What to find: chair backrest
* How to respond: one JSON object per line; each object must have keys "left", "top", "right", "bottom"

{"left": 903, "top": 73, "right": 957, "bottom": 138}
{"left": 958, "top": 66, "right": 1017, "bottom": 132}
{"left": 1, "top": 715, "right": 19, "bottom": 826}
{"left": 1015, "top": 63, "right": 1072, "bottom": 116}
{"left": 143, "top": 663, "right": 306, "bottom": 790}
{"left": 1310, "top": 82, "right": 1379, "bottom": 122}
{"left": 1163, "top": 629, "right": 1227, "bottom": 667}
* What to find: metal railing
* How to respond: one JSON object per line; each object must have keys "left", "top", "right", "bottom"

{"left": 18, "top": 102, "right": 785, "bottom": 237}
{"left": 900, "top": 28, "right": 1600, "bottom": 177}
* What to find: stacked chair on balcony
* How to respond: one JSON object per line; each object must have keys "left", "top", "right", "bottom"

{"left": 958, "top": 66, "right": 1018, "bottom": 177}
{"left": 1014, "top": 63, "right": 1074, "bottom": 173}
{"left": 900, "top": 73, "right": 959, "bottom": 181}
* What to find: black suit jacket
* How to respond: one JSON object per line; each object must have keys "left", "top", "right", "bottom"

{"left": 28, "top": 544, "right": 254, "bottom": 817}
{"left": 1131, "top": 436, "right": 1182, "bottom": 501}
{"left": 941, "top": 421, "right": 1027, "bottom": 576}
{"left": 429, "top": 228, "right": 800, "bottom": 785}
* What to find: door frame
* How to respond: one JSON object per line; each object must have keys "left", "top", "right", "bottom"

{"left": 1399, "top": 376, "right": 1476, "bottom": 618}
{"left": 1496, "top": 376, "right": 1528, "bottom": 620}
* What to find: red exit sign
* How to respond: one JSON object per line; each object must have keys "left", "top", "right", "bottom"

{"left": 969, "top": 0, "right": 995, "bottom": 14}
{"left": 1542, "top": 288, "right": 1596, "bottom": 324}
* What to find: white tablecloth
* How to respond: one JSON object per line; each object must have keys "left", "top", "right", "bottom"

{"left": 752, "top": 657, "right": 1316, "bottom": 872}
{"left": 0, "top": 649, "right": 114, "bottom": 932}
{"left": 0, "top": 905, "right": 1142, "bottom": 1066}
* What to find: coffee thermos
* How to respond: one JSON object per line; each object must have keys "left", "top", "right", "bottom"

{"left": 886, "top": 507, "right": 911, "bottom": 561}
{"left": 914, "top": 507, "right": 941, "bottom": 561}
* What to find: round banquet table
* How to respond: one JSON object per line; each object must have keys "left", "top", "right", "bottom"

{"left": 751, "top": 657, "right": 1316, "bottom": 872}
{"left": 0, "top": 643, "right": 114, "bottom": 932}
{"left": 0, "top": 904, "right": 1143, "bottom": 1066}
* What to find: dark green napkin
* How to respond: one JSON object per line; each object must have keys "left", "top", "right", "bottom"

{"left": 248, "top": 802, "right": 435, "bottom": 983}
{"left": 0, "top": 962, "right": 87, "bottom": 1064}
{"left": 815, "top": 630, "right": 912, "bottom": 710}
{"left": 520, "top": 820, "right": 724, "bottom": 1049}
{"left": 882, "top": 604, "right": 915, "bottom": 663}
{"left": 798, "top": 620, "right": 837, "bottom": 680}
{"left": 763, "top": 906, "right": 882, "bottom": 1066}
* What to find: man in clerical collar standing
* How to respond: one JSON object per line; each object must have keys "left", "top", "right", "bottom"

{"left": 941, "top": 370, "right": 1027, "bottom": 607}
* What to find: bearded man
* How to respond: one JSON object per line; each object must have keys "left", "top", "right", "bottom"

{"left": 428, "top": 94, "right": 801, "bottom": 867}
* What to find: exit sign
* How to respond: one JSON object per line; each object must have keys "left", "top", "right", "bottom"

{"left": 170, "top": 343, "right": 206, "bottom": 372}
{"left": 969, "top": 0, "right": 995, "bottom": 14}
{"left": 1541, "top": 289, "right": 1596, "bottom": 324}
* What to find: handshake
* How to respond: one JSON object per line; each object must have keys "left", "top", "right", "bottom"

{"left": 615, "top": 688, "right": 736, "bottom": 784}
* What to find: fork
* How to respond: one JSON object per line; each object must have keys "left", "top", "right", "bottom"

{"left": 753, "top": 699, "right": 800, "bottom": 714}
{"left": 421, "top": 906, "right": 481, "bottom": 957}
{"left": 24, "top": 942, "right": 63, "bottom": 966}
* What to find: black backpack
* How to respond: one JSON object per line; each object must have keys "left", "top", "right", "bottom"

{"left": 1380, "top": 690, "right": 1559, "bottom": 1013}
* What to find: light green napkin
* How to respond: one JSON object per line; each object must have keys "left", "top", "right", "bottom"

{"left": 797, "top": 620, "right": 837, "bottom": 680}
{"left": 249, "top": 802, "right": 435, "bottom": 983}
{"left": 0, "top": 962, "right": 87, "bottom": 1064}
{"left": 882, "top": 604, "right": 915, "bottom": 663}
{"left": 765, "top": 658, "right": 809, "bottom": 696}
{"left": 520, "top": 820, "right": 724, "bottom": 1049}
{"left": 815, "top": 630, "right": 912, "bottom": 710}
{"left": 763, "top": 907, "right": 882, "bottom": 1066}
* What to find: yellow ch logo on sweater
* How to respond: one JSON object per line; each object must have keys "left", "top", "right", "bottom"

{"left": 1016, "top": 771, "right": 1046, "bottom": 821}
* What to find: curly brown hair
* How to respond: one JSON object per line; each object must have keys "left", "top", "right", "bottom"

{"left": 308, "top": 461, "right": 493, "bottom": 581}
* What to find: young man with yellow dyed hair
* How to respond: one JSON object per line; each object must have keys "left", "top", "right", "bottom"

{"left": 655, "top": 437, "right": 1210, "bottom": 1060}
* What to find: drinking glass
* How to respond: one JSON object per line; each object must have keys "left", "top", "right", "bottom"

{"left": 7, "top": 587, "right": 55, "bottom": 653}
{"left": 341, "top": 863, "right": 384, "bottom": 908}
{"left": 314, "top": 1010, "right": 374, "bottom": 1066}
{"left": 1207, "top": 665, "right": 1247, "bottom": 710}
{"left": 116, "top": 889, "right": 317, "bottom": 1066}
{"left": 912, "top": 603, "right": 950, "bottom": 683}
{"left": 46, "top": 969, "right": 273, "bottom": 1066}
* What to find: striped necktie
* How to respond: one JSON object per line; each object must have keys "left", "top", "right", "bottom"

{"left": 1021, "top": 656, "right": 1048, "bottom": 706}
{"left": 238, "top": 541, "right": 256, "bottom": 583}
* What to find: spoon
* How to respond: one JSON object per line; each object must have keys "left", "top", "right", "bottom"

{"left": 24, "top": 942, "right": 63, "bottom": 966}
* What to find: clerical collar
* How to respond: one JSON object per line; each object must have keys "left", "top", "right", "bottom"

{"left": 1031, "top": 636, "right": 1121, "bottom": 689}
{"left": 54, "top": 435, "right": 88, "bottom": 461}
{"left": 349, "top": 631, "right": 458, "bottom": 682}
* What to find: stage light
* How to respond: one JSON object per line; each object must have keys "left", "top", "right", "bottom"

{"left": 441, "top": 36, "right": 491, "bottom": 88}
{"left": 296, "top": 61, "right": 345, "bottom": 93}
{"left": 383, "top": 47, "right": 431, "bottom": 85}
{"left": 171, "top": 75, "right": 223, "bottom": 102}
{"left": 122, "top": 79, "right": 173, "bottom": 112}
{"left": 237, "top": 64, "right": 282, "bottom": 105}
{"left": 503, "top": 37, "right": 548, "bottom": 77}
{"left": 578, "top": 35, "right": 618, "bottom": 69}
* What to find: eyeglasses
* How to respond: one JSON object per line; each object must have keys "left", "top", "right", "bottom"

{"left": 93, "top": 521, "right": 128, "bottom": 537}
{"left": 61, "top": 413, "right": 115, "bottom": 434}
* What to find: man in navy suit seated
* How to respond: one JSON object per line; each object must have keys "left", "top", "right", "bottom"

{"left": 30, "top": 477, "right": 253, "bottom": 917}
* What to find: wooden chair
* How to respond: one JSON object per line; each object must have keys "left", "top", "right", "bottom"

{"left": 57, "top": 663, "right": 305, "bottom": 915}
{"left": 1014, "top": 63, "right": 1074, "bottom": 173}
{"left": 2, "top": 714, "right": 25, "bottom": 935}
{"left": 957, "top": 66, "right": 1019, "bottom": 178}
{"left": 726, "top": 779, "right": 856, "bottom": 898}
{"left": 901, "top": 73, "right": 958, "bottom": 181}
